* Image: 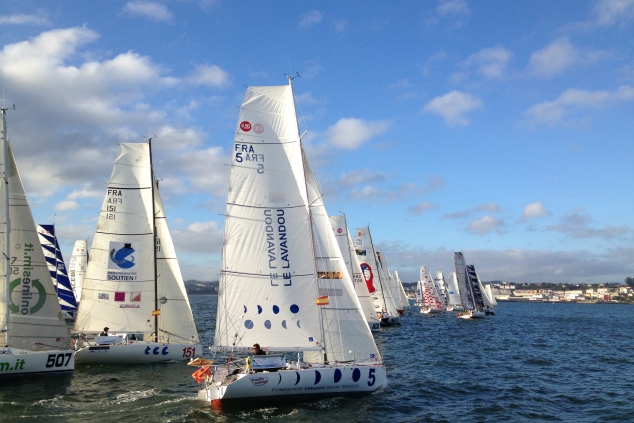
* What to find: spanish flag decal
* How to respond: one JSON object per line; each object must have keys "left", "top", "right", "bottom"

{"left": 152, "top": 309, "right": 161, "bottom": 316}
{"left": 316, "top": 296, "right": 329, "bottom": 306}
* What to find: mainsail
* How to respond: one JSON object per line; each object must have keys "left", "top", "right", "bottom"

{"left": 74, "top": 142, "right": 199, "bottom": 343}
{"left": 68, "top": 240, "right": 88, "bottom": 304}
{"left": 454, "top": 252, "right": 475, "bottom": 309}
{"left": 213, "top": 83, "right": 379, "bottom": 363}
{"left": 37, "top": 224, "right": 78, "bottom": 319}
{"left": 0, "top": 144, "right": 70, "bottom": 349}
{"left": 329, "top": 214, "right": 380, "bottom": 331}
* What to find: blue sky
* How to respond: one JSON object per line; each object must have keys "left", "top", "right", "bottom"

{"left": 1, "top": 0, "right": 632, "bottom": 284}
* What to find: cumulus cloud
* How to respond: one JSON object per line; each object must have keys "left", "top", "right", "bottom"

{"left": 326, "top": 118, "right": 389, "bottom": 149}
{"left": 464, "top": 46, "right": 512, "bottom": 78}
{"left": 187, "top": 64, "right": 231, "bottom": 88}
{"left": 0, "top": 14, "right": 49, "bottom": 25}
{"left": 525, "top": 85, "right": 634, "bottom": 127}
{"left": 522, "top": 201, "right": 551, "bottom": 219}
{"left": 409, "top": 202, "right": 435, "bottom": 215}
{"left": 171, "top": 221, "right": 224, "bottom": 254}
{"left": 437, "top": 0, "right": 470, "bottom": 16}
{"left": 466, "top": 215, "right": 503, "bottom": 235}
{"left": 423, "top": 91, "right": 483, "bottom": 126}
{"left": 443, "top": 202, "right": 500, "bottom": 219}
{"left": 299, "top": 10, "right": 324, "bottom": 27}
{"left": 123, "top": 1, "right": 173, "bottom": 21}
{"left": 594, "top": 0, "right": 634, "bottom": 25}
{"left": 527, "top": 38, "right": 579, "bottom": 78}
{"left": 546, "top": 209, "right": 631, "bottom": 240}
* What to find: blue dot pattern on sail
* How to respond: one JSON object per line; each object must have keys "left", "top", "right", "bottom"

{"left": 241, "top": 304, "right": 299, "bottom": 329}
{"left": 110, "top": 243, "right": 136, "bottom": 269}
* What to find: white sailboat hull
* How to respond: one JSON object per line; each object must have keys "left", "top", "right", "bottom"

{"left": 0, "top": 348, "right": 75, "bottom": 377}
{"left": 457, "top": 311, "right": 486, "bottom": 319}
{"left": 421, "top": 307, "right": 445, "bottom": 314}
{"left": 447, "top": 305, "right": 464, "bottom": 312}
{"left": 75, "top": 342, "right": 202, "bottom": 364}
{"left": 198, "top": 365, "right": 387, "bottom": 407}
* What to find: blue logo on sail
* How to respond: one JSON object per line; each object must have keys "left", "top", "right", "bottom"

{"left": 110, "top": 243, "right": 136, "bottom": 269}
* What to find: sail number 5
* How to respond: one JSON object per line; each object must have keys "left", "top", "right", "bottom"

{"left": 367, "top": 368, "right": 376, "bottom": 386}
{"left": 46, "top": 353, "right": 73, "bottom": 368}
{"left": 182, "top": 347, "right": 196, "bottom": 358}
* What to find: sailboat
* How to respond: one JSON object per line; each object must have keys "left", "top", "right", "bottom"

{"left": 68, "top": 240, "right": 88, "bottom": 306}
{"left": 329, "top": 215, "right": 380, "bottom": 332}
{"left": 420, "top": 266, "right": 444, "bottom": 314}
{"left": 468, "top": 264, "right": 495, "bottom": 315}
{"left": 446, "top": 271, "right": 464, "bottom": 312}
{"left": 414, "top": 278, "right": 424, "bottom": 307}
{"left": 0, "top": 107, "right": 75, "bottom": 376}
{"left": 433, "top": 270, "right": 449, "bottom": 310}
{"left": 193, "top": 80, "right": 386, "bottom": 407}
{"left": 37, "top": 224, "right": 78, "bottom": 320}
{"left": 393, "top": 270, "right": 410, "bottom": 310}
{"left": 355, "top": 228, "right": 401, "bottom": 325}
{"left": 377, "top": 252, "right": 405, "bottom": 315}
{"left": 73, "top": 141, "right": 201, "bottom": 364}
{"left": 454, "top": 252, "right": 485, "bottom": 319}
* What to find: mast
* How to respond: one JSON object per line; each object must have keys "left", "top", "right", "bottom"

{"left": 1, "top": 107, "right": 10, "bottom": 346}
{"left": 288, "top": 74, "right": 328, "bottom": 363}
{"left": 149, "top": 138, "right": 158, "bottom": 342}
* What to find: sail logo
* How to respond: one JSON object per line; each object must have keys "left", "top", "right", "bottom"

{"left": 109, "top": 243, "right": 136, "bottom": 269}
{"left": 9, "top": 277, "right": 46, "bottom": 315}
{"left": 249, "top": 377, "right": 268, "bottom": 386}
{"left": 360, "top": 263, "right": 376, "bottom": 294}
{"left": 253, "top": 123, "right": 264, "bottom": 134}
{"left": 240, "top": 121, "right": 252, "bottom": 131}
{"left": 108, "top": 241, "right": 139, "bottom": 281}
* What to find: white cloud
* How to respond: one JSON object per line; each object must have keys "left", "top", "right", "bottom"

{"left": 299, "top": 10, "right": 324, "bottom": 27}
{"left": 423, "top": 90, "right": 483, "bottom": 126}
{"left": 409, "top": 202, "right": 435, "bottom": 215}
{"left": 187, "top": 65, "right": 231, "bottom": 88}
{"left": 54, "top": 200, "right": 80, "bottom": 211}
{"left": 465, "top": 46, "right": 512, "bottom": 78}
{"left": 443, "top": 202, "right": 499, "bottom": 219}
{"left": 466, "top": 215, "right": 503, "bottom": 235}
{"left": 123, "top": 1, "right": 173, "bottom": 21}
{"left": 594, "top": 0, "right": 634, "bottom": 25}
{"left": 326, "top": 118, "right": 389, "bottom": 149}
{"left": 171, "top": 221, "right": 224, "bottom": 254}
{"left": 522, "top": 201, "right": 551, "bottom": 219}
{"left": 437, "top": 0, "right": 470, "bottom": 16}
{"left": 333, "top": 19, "right": 348, "bottom": 32}
{"left": 0, "top": 14, "right": 49, "bottom": 25}
{"left": 527, "top": 38, "right": 579, "bottom": 78}
{"left": 546, "top": 209, "right": 631, "bottom": 240}
{"left": 525, "top": 85, "right": 634, "bottom": 126}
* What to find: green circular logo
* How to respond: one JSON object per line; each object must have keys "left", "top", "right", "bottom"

{"left": 9, "top": 277, "right": 47, "bottom": 314}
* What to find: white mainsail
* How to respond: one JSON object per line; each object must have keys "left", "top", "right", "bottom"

{"left": 454, "top": 252, "right": 475, "bottom": 310}
{"left": 377, "top": 252, "right": 404, "bottom": 311}
{"left": 329, "top": 214, "right": 380, "bottom": 331}
{"left": 394, "top": 270, "right": 409, "bottom": 309}
{"left": 0, "top": 144, "right": 72, "bottom": 350}
{"left": 68, "top": 240, "right": 88, "bottom": 304}
{"left": 446, "top": 271, "right": 462, "bottom": 307}
{"left": 433, "top": 270, "right": 448, "bottom": 308}
{"left": 354, "top": 228, "right": 400, "bottom": 320}
{"left": 74, "top": 142, "right": 199, "bottom": 345}
{"left": 485, "top": 284, "right": 498, "bottom": 307}
{"left": 420, "top": 265, "right": 444, "bottom": 310}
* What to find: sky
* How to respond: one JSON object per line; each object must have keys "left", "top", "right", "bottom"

{"left": 0, "top": 0, "right": 633, "bottom": 285}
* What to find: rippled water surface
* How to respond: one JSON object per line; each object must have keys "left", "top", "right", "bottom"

{"left": 1, "top": 297, "right": 633, "bottom": 422}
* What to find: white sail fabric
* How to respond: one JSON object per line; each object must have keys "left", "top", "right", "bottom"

{"left": 75, "top": 143, "right": 155, "bottom": 333}
{"left": 354, "top": 228, "right": 399, "bottom": 317}
{"left": 377, "top": 252, "right": 403, "bottom": 310}
{"left": 415, "top": 279, "right": 423, "bottom": 303}
{"left": 69, "top": 240, "right": 88, "bottom": 303}
{"left": 485, "top": 284, "right": 498, "bottom": 307}
{"left": 1, "top": 144, "right": 70, "bottom": 349}
{"left": 433, "top": 270, "right": 448, "bottom": 307}
{"left": 447, "top": 271, "right": 462, "bottom": 307}
{"left": 304, "top": 155, "right": 379, "bottom": 363}
{"left": 329, "top": 215, "right": 380, "bottom": 330}
{"left": 454, "top": 252, "right": 475, "bottom": 310}
{"left": 394, "top": 270, "right": 409, "bottom": 309}
{"left": 420, "top": 266, "right": 444, "bottom": 309}
{"left": 154, "top": 183, "right": 200, "bottom": 344}
{"left": 215, "top": 84, "right": 322, "bottom": 351}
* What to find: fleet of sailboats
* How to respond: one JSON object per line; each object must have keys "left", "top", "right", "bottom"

{"left": 0, "top": 79, "right": 498, "bottom": 409}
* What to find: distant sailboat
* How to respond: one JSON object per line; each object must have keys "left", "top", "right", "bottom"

{"left": 73, "top": 141, "right": 201, "bottom": 364}
{"left": 0, "top": 107, "right": 75, "bottom": 376}
{"left": 330, "top": 215, "right": 380, "bottom": 332}
{"left": 446, "top": 271, "right": 464, "bottom": 312}
{"left": 355, "top": 227, "right": 401, "bottom": 325}
{"left": 420, "top": 266, "right": 444, "bottom": 314}
{"left": 454, "top": 252, "right": 485, "bottom": 319}
{"left": 37, "top": 224, "right": 78, "bottom": 320}
{"left": 68, "top": 240, "right": 88, "bottom": 306}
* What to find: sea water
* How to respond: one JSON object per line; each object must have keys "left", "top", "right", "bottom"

{"left": 1, "top": 297, "right": 633, "bottom": 422}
